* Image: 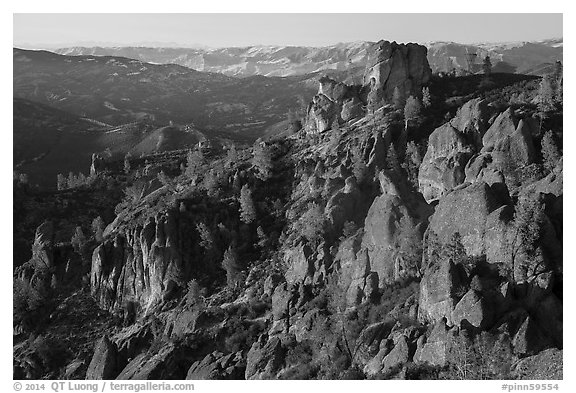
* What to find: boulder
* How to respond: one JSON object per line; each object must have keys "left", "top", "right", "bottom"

{"left": 85, "top": 336, "right": 118, "bottom": 380}
{"left": 360, "top": 171, "right": 432, "bottom": 286}
{"left": 426, "top": 182, "right": 509, "bottom": 258}
{"left": 116, "top": 343, "right": 183, "bottom": 380}
{"left": 418, "top": 124, "right": 474, "bottom": 202}
{"left": 271, "top": 283, "right": 295, "bottom": 321}
{"left": 450, "top": 289, "right": 494, "bottom": 329}
{"left": 511, "top": 348, "right": 563, "bottom": 379}
{"left": 381, "top": 335, "right": 410, "bottom": 373}
{"left": 354, "top": 321, "right": 395, "bottom": 367}
{"left": 418, "top": 257, "right": 467, "bottom": 324}
{"left": 283, "top": 243, "right": 313, "bottom": 284}
{"left": 512, "top": 315, "right": 553, "bottom": 357}
{"left": 482, "top": 108, "right": 518, "bottom": 149}
{"left": 186, "top": 351, "right": 244, "bottom": 380}
{"left": 245, "top": 337, "right": 286, "bottom": 380}
{"left": 413, "top": 319, "right": 451, "bottom": 366}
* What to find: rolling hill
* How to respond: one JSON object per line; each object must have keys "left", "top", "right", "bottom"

{"left": 13, "top": 48, "right": 318, "bottom": 139}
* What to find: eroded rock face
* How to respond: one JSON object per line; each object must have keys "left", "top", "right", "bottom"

{"left": 304, "top": 76, "right": 363, "bottom": 134}
{"left": 90, "top": 210, "right": 202, "bottom": 314}
{"left": 467, "top": 111, "right": 537, "bottom": 190}
{"left": 418, "top": 98, "right": 489, "bottom": 203}
{"left": 360, "top": 171, "right": 432, "bottom": 286}
{"left": 364, "top": 41, "right": 431, "bottom": 108}
{"left": 427, "top": 182, "right": 510, "bottom": 257}
{"left": 418, "top": 257, "right": 466, "bottom": 325}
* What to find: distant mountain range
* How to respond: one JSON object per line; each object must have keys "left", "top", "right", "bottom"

{"left": 52, "top": 38, "right": 562, "bottom": 77}
{"left": 13, "top": 48, "right": 320, "bottom": 137}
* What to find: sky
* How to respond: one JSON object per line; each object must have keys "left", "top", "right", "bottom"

{"left": 13, "top": 13, "right": 563, "bottom": 49}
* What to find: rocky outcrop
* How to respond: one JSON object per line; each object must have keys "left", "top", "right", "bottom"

{"left": 511, "top": 348, "right": 563, "bottom": 379}
{"left": 466, "top": 110, "right": 537, "bottom": 190}
{"left": 304, "top": 76, "right": 363, "bottom": 134}
{"left": 85, "top": 336, "right": 119, "bottom": 380}
{"left": 418, "top": 182, "right": 510, "bottom": 325}
{"left": 333, "top": 170, "right": 432, "bottom": 306}
{"left": 364, "top": 40, "right": 432, "bottom": 109}
{"left": 90, "top": 153, "right": 105, "bottom": 176}
{"left": 115, "top": 341, "right": 191, "bottom": 380}
{"left": 90, "top": 209, "right": 207, "bottom": 315}
{"left": 426, "top": 182, "right": 510, "bottom": 258}
{"left": 413, "top": 319, "right": 452, "bottom": 366}
{"left": 245, "top": 336, "right": 286, "bottom": 380}
{"left": 186, "top": 351, "right": 245, "bottom": 380}
{"left": 418, "top": 98, "right": 489, "bottom": 202}
{"left": 360, "top": 171, "right": 432, "bottom": 286}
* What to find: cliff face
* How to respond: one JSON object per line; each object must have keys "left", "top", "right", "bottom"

{"left": 91, "top": 210, "right": 187, "bottom": 314}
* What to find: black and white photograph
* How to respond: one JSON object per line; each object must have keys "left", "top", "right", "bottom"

{"left": 10, "top": 6, "right": 566, "bottom": 386}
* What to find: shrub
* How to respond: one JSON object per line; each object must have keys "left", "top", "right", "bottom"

{"left": 296, "top": 202, "right": 325, "bottom": 245}
{"left": 239, "top": 185, "right": 257, "bottom": 224}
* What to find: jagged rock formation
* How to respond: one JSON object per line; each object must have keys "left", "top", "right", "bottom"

{"left": 304, "top": 76, "right": 363, "bottom": 134}
{"left": 418, "top": 98, "right": 490, "bottom": 202}
{"left": 466, "top": 109, "right": 538, "bottom": 189}
{"left": 90, "top": 153, "right": 105, "bottom": 176}
{"left": 364, "top": 40, "right": 432, "bottom": 109}
{"left": 91, "top": 209, "right": 202, "bottom": 314}
{"left": 419, "top": 101, "right": 541, "bottom": 202}
{"left": 304, "top": 40, "right": 431, "bottom": 134}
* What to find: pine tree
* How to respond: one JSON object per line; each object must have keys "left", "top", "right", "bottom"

{"left": 404, "top": 96, "right": 422, "bottom": 130}
{"left": 385, "top": 143, "right": 402, "bottom": 181}
{"left": 185, "top": 149, "right": 204, "bottom": 178}
{"left": 226, "top": 144, "right": 238, "bottom": 168}
{"left": 56, "top": 173, "right": 67, "bottom": 190}
{"left": 92, "top": 216, "right": 105, "bottom": 242}
{"left": 537, "top": 75, "right": 556, "bottom": 119}
{"left": 222, "top": 246, "right": 241, "bottom": 288}
{"left": 541, "top": 130, "right": 561, "bottom": 172}
{"left": 239, "top": 184, "right": 257, "bottom": 224}
{"left": 185, "top": 279, "right": 203, "bottom": 308}
{"left": 124, "top": 152, "right": 132, "bottom": 174}
{"left": 392, "top": 86, "right": 404, "bottom": 109}
{"left": 482, "top": 56, "right": 492, "bottom": 75}
{"left": 402, "top": 141, "right": 422, "bottom": 189}
{"left": 510, "top": 194, "right": 544, "bottom": 282}
{"left": 252, "top": 142, "right": 273, "bottom": 181}
{"left": 256, "top": 226, "right": 268, "bottom": 249}
{"left": 196, "top": 222, "right": 214, "bottom": 250}
{"left": 298, "top": 202, "right": 325, "bottom": 245}
{"left": 351, "top": 145, "right": 367, "bottom": 183}
{"left": 204, "top": 169, "right": 220, "bottom": 197}
{"left": 422, "top": 86, "right": 432, "bottom": 108}
{"left": 71, "top": 226, "right": 87, "bottom": 255}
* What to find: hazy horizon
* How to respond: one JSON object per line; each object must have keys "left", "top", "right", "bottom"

{"left": 14, "top": 13, "right": 563, "bottom": 49}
